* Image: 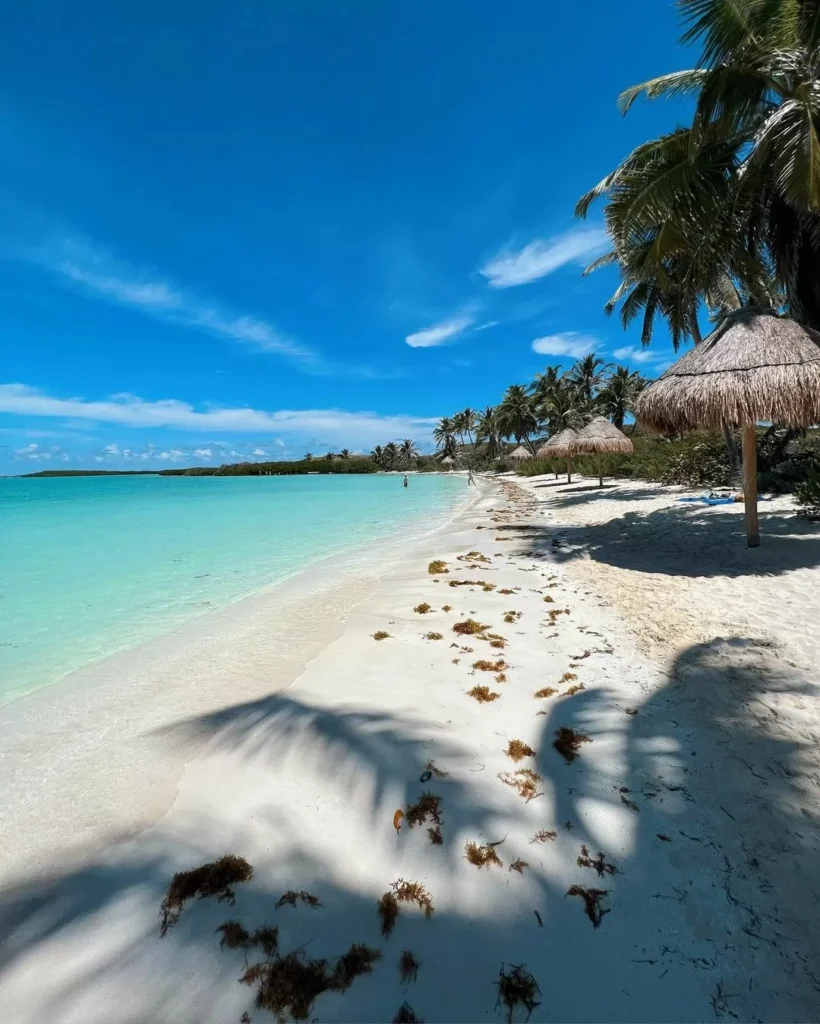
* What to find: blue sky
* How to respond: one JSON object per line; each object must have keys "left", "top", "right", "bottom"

{"left": 0, "top": 0, "right": 692, "bottom": 473}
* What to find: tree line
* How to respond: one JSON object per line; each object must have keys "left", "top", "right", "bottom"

{"left": 433, "top": 356, "right": 647, "bottom": 463}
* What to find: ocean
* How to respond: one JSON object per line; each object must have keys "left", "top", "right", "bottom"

{"left": 0, "top": 472, "right": 466, "bottom": 704}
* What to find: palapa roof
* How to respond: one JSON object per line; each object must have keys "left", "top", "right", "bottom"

{"left": 537, "top": 427, "right": 579, "bottom": 459}
{"left": 636, "top": 310, "right": 820, "bottom": 432}
{"left": 570, "top": 417, "right": 633, "bottom": 455}
{"left": 508, "top": 445, "right": 532, "bottom": 460}
{"left": 440, "top": 455, "right": 455, "bottom": 465}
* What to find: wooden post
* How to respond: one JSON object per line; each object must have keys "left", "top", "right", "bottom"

{"left": 742, "top": 423, "right": 759, "bottom": 548}
{"left": 598, "top": 453, "right": 603, "bottom": 488}
{"left": 567, "top": 457, "right": 572, "bottom": 485}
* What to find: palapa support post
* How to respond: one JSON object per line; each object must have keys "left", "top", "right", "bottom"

{"left": 598, "top": 454, "right": 603, "bottom": 488}
{"left": 742, "top": 422, "right": 759, "bottom": 548}
{"left": 566, "top": 457, "right": 572, "bottom": 485}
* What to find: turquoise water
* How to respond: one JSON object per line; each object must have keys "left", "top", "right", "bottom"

{"left": 0, "top": 473, "right": 465, "bottom": 704}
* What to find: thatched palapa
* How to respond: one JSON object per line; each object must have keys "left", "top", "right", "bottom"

{"left": 635, "top": 310, "right": 820, "bottom": 547}
{"left": 569, "top": 417, "right": 633, "bottom": 488}
{"left": 636, "top": 311, "right": 820, "bottom": 434}
{"left": 537, "top": 428, "right": 579, "bottom": 483}
{"left": 508, "top": 445, "right": 532, "bottom": 460}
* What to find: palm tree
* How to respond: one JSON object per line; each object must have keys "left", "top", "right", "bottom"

{"left": 496, "top": 385, "right": 539, "bottom": 452}
{"left": 453, "top": 407, "right": 477, "bottom": 446}
{"left": 580, "top": 0, "right": 820, "bottom": 328}
{"left": 325, "top": 452, "right": 336, "bottom": 461}
{"left": 565, "top": 355, "right": 611, "bottom": 416}
{"left": 597, "top": 366, "right": 647, "bottom": 430}
{"left": 542, "top": 382, "right": 584, "bottom": 435}
{"left": 433, "top": 416, "right": 456, "bottom": 450}
{"left": 339, "top": 449, "right": 351, "bottom": 460}
{"left": 476, "top": 405, "right": 503, "bottom": 461}
{"left": 382, "top": 441, "right": 399, "bottom": 470}
{"left": 370, "top": 445, "right": 384, "bottom": 468}
{"left": 530, "top": 366, "right": 562, "bottom": 407}
{"left": 399, "top": 439, "right": 418, "bottom": 467}
{"left": 304, "top": 452, "right": 313, "bottom": 462}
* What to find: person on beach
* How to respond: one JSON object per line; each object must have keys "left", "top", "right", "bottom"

{"left": 467, "top": 468, "right": 475, "bottom": 486}
{"left": 403, "top": 474, "right": 408, "bottom": 488}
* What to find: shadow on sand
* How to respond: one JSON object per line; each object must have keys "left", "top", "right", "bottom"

{"left": 1, "top": 639, "right": 820, "bottom": 1021}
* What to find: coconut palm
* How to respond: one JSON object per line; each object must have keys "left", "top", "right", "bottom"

{"left": 382, "top": 442, "right": 399, "bottom": 470}
{"left": 304, "top": 452, "right": 313, "bottom": 462}
{"left": 597, "top": 366, "right": 647, "bottom": 430}
{"left": 581, "top": 0, "right": 820, "bottom": 328}
{"left": 433, "top": 416, "right": 456, "bottom": 450}
{"left": 529, "top": 366, "right": 562, "bottom": 410}
{"left": 370, "top": 445, "right": 384, "bottom": 467}
{"left": 496, "top": 385, "right": 539, "bottom": 452}
{"left": 542, "top": 382, "right": 585, "bottom": 435}
{"left": 339, "top": 449, "right": 351, "bottom": 460}
{"left": 565, "top": 355, "right": 611, "bottom": 414}
{"left": 325, "top": 452, "right": 336, "bottom": 461}
{"left": 453, "top": 407, "right": 477, "bottom": 445}
{"left": 476, "top": 405, "right": 503, "bottom": 461}
{"left": 399, "top": 439, "right": 418, "bottom": 467}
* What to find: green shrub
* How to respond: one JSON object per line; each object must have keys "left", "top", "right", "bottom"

{"left": 795, "top": 466, "right": 820, "bottom": 518}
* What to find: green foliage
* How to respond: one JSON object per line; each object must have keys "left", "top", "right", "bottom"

{"left": 795, "top": 466, "right": 820, "bottom": 518}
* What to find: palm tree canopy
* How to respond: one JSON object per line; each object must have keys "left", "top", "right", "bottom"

{"left": 496, "top": 385, "right": 539, "bottom": 446}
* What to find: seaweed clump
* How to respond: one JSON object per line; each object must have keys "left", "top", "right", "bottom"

{"left": 530, "top": 830, "right": 557, "bottom": 844}
{"left": 467, "top": 685, "right": 500, "bottom": 703}
{"left": 393, "top": 1003, "right": 423, "bottom": 1023}
{"left": 373, "top": 630, "right": 391, "bottom": 641}
{"left": 534, "top": 687, "right": 557, "bottom": 699}
{"left": 275, "top": 889, "right": 322, "bottom": 910}
{"left": 453, "top": 618, "right": 489, "bottom": 635}
{"left": 424, "top": 631, "right": 443, "bottom": 640}
{"left": 406, "top": 791, "right": 443, "bottom": 831}
{"left": 427, "top": 560, "right": 448, "bottom": 575}
{"left": 160, "top": 855, "right": 253, "bottom": 935}
{"left": 577, "top": 845, "right": 617, "bottom": 877}
{"left": 505, "top": 739, "right": 536, "bottom": 763}
{"left": 567, "top": 885, "right": 610, "bottom": 927}
{"left": 398, "top": 950, "right": 420, "bottom": 984}
{"left": 497, "top": 963, "right": 540, "bottom": 1023}
{"left": 499, "top": 769, "right": 543, "bottom": 802}
{"left": 473, "top": 658, "right": 506, "bottom": 672}
{"left": 413, "top": 602, "right": 433, "bottom": 614}
{"left": 240, "top": 940, "right": 381, "bottom": 1021}
{"left": 553, "top": 727, "right": 591, "bottom": 764}
{"left": 378, "top": 880, "right": 435, "bottom": 936}
{"left": 509, "top": 858, "right": 528, "bottom": 875}
{"left": 464, "top": 841, "right": 502, "bottom": 869}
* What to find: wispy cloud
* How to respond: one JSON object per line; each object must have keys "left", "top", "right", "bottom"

{"left": 612, "top": 345, "right": 668, "bottom": 366}
{"left": 14, "top": 441, "right": 70, "bottom": 462}
{"left": 532, "top": 332, "right": 601, "bottom": 359}
{"left": 0, "top": 383, "right": 440, "bottom": 446}
{"left": 474, "top": 320, "right": 499, "bottom": 332}
{"left": 480, "top": 227, "right": 608, "bottom": 288}
{"left": 405, "top": 314, "right": 475, "bottom": 349}
{"left": 29, "top": 235, "right": 322, "bottom": 367}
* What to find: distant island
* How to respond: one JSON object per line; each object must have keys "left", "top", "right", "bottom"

{"left": 21, "top": 455, "right": 445, "bottom": 478}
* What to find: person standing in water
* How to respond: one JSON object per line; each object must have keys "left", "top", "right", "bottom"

{"left": 467, "top": 468, "right": 475, "bottom": 486}
{"left": 403, "top": 474, "right": 408, "bottom": 488}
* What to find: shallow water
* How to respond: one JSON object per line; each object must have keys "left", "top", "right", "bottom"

{"left": 0, "top": 473, "right": 464, "bottom": 702}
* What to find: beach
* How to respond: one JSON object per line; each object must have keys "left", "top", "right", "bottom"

{"left": 2, "top": 475, "right": 820, "bottom": 1022}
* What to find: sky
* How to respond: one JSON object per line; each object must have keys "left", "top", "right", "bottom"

{"left": 0, "top": 0, "right": 694, "bottom": 473}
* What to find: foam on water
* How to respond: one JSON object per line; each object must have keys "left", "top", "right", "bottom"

{"left": 0, "top": 473, "right": 465, "bottom": 703}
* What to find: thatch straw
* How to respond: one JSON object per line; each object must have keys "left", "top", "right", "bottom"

{"left": 635, "top": 310, "right": 820, "bottom": 433}
{"left": 441, "top": 456, "right": 455, "bottom": 465}
{"left": 537, "top": 428, "right": 579, "bottom": 459}
{"left": 570, "top": 417, "right": 634, "bottom": 455}
{"left": 509, "top": 445, "right": 532, "bottom": 460}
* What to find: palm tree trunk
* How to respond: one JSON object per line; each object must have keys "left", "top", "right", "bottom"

{"left": 692, "top": 319, "right": 740, "bottom": 485}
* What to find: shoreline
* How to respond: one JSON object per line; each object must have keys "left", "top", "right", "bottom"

{"left": 0, "top": 478, "right": 486, "bottom": 882}
{"left": 2, "top": 475, "right": 819, "bottom": 1022}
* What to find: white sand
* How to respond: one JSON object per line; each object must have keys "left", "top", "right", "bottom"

{"left": 1, "top": 477, "right": 819, "bottom": 1022}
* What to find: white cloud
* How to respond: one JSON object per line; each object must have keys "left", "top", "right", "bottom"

{"left": 405, "top": 314, "right": 474, "bottom": 348}
{"left": 531, "top": 332, "right": 601, "bottom": 359}
{"left": 474, "top": 320, "right": 499, "bottom": 331}
{"left": 0, "top": 384, "right": 440, "bottom": 446}
{"left": 480, "top": 227, "right": 608, "bottom": 288}
{"left": 192, "top": 448, "right": 213, "bottom": 460}
{"left": 612, "top": 345, "right": 665, "bottom": 365}
{"left": 251, "top": 448, "right": 268, "bottom": 456}
{"left": 103, "top": 443, "right": 120, "bottom": 455}
{"left": 31, "top": 235, "right": 319, "bottom": 367}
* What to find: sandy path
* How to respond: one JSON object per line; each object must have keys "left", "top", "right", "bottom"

{"left": 1, "top": 479, "right": 818, "bottom": 1022}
